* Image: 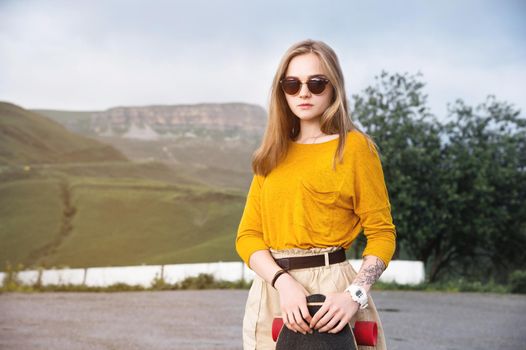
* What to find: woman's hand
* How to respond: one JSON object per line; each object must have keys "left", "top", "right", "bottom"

{"left": 309, "top": 291, "right": 359, "bottom": 333}
{"left": 274, "top": 273, "right": 313, "bottom": 335}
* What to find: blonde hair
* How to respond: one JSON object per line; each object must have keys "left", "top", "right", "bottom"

{"left": 252, "top": 39, "right": 376, "bottom": 176}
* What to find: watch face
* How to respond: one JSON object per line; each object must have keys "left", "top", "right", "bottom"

{"left": 356, "top": 290, "right": 363, "bottom": 297}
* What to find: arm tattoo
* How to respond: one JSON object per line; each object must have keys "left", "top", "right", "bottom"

{"left": 353, "top": 257, "right": 386, "bottom": 287}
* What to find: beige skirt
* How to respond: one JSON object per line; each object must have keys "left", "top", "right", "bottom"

{"left": 242, "top": 246, "right": 388, "bottom": 350}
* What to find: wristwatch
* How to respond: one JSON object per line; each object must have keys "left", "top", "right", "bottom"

{"left": 344, "top": 284, "right": 369, "bottom": 309}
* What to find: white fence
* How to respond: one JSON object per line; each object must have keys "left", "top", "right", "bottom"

{"left": 0, "top": 260, "right": 425, "bottom": 288}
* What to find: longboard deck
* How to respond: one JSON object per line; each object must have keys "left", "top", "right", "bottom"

{"left": 275, "top": 294, "right": 359, "bottom": 350}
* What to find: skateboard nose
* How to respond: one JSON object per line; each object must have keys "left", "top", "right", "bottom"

{"left": 306, "top": 294, "right": 326, "bottom": 315}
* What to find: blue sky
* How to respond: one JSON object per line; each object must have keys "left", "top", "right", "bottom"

{"left": 0, "top": 0, "right": 524, "bottom": 120}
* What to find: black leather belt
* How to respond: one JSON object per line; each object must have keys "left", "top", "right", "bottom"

{"left": 274, "top": 248, "right": 347, "bottom": 271}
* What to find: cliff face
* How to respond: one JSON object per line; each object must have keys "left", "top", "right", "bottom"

{"left": 89, "top": 103, "right": 267, "bottom": 140}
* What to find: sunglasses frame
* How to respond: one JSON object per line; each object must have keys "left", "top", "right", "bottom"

{"left": 279, "top": 76, "right": 331, "bottom": 95}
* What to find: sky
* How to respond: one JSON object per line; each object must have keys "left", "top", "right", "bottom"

{"left": 1, "top": 0, "right": 525, "bottom": 121}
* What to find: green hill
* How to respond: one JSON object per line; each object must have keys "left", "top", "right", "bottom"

{"left": 0, "top": 102, "right": 246, "bottom": 269}
{"left": 31, "top": 108, "right": 94, "bottom": 135}
{"left": 0, "top": 101, "right": 127, "bottom": 165}
{"left": 0, "top": 175, "right": 245, "bottom": 269}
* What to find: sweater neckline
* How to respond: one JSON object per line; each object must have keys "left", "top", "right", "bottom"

{"left": 290, "top": 134, "right": 340, "bottom": 146}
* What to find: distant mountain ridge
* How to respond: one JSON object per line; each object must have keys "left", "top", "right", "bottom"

{"left": 34, "top": 102, "right": 267, "bottom": 140}
{"left": 31, "top": 102, "right": 266, "bottom": 188}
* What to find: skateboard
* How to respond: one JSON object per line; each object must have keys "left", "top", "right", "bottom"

{"left": 272, "top": 294, "right": 377, "bottom": 349}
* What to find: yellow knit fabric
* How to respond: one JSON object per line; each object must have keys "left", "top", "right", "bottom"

{"left": 235, "top": 130, "right": 397, "bottom": 269}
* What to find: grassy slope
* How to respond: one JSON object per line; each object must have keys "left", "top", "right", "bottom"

{"left": 0, "top": 178, "right": 63, "bottom": 266}
{"left": 0, "top": 174, "right": 245, "bottom": 269}
{"left": 0, "top": 102, "right": 126, "bottom": 165}
{"left": 32, "top": 160, "right": 201, "bottom": 187}
{"left": 54, "top": 179, "right": 243, "bottom": 267}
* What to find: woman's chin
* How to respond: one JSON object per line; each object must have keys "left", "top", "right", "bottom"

{"left": 293, "top": 110, "right": 322, "bottom": 120}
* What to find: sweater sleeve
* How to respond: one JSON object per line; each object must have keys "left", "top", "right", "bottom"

{"left": 351, "top": 137, "right": 397, "bottom": 268}
{"left": 235, "top": 174, "right": 269, "bottom": 268}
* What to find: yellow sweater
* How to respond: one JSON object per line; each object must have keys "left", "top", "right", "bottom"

{"left": 235, "top": 130, "right": 397, "bottom": 269}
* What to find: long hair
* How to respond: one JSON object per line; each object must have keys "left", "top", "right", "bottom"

{"left": 252, "top": 39, "right": 376, "bottom": 176}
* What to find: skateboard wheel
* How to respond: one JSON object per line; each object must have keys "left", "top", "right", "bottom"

{"left": 353, "top": 321, "right": 377, "bottom": 346}
{"left": 272, "top": 317, "right": 284, "bottom": 342}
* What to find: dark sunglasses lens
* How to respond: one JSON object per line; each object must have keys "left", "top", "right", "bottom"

{"left": 307, "top": 79, "right": 328, "bottom": 94}
{"left": 281, "top": 79, "right": 301, "bottom": 95}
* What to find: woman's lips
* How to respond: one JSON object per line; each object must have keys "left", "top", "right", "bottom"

{"left": 298, "top": 104, "right": 313, "bottom": 109}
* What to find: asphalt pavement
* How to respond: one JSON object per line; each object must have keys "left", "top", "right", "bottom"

{"left": 1, "top": 289, "right": 525, "bottom": 349}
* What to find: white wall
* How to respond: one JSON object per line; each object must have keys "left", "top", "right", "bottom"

{"left": 0, "top": 260, "right": 425, "bottom": 288}
{"left": 85, "top": 265, "right": 163, "bottom": 287}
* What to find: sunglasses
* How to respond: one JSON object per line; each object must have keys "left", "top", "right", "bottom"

{"left": 279, "top": 76, "right": 331, "bottom": 95}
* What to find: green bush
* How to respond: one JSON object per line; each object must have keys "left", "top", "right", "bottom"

{"left": 177, "top": 273, "right": 217, "bottom": 289}
{"left": 150, "top": 274, "right": 172, "bottom": 290}
{"left": 0, "top": 262, "right": 34, "bottom": 293}
{"left": 509, "top": 270, "right": 526, "bottom": 294}
{"left": 173, "top": 273, "right": 251, "bottom": 290}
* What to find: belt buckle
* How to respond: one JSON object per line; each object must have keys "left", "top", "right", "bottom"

{"left": 324, "top": 252, "right": 330, "bottom": 266}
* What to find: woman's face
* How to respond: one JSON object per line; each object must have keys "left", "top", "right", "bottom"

{"left": 283, "top": 52, "right": 334, "bottom": 122}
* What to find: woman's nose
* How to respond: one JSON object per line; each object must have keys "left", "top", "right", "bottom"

{"left": 299, "top": 82, "right": 311, "bottom": 98}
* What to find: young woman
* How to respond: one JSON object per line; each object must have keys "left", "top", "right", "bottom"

{"left": 235, "top": 39, "right": 396, "bottom": 350}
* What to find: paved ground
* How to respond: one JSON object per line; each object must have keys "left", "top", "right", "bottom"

{"left": 1, "top": 289, "right": 525, "bottom": 350}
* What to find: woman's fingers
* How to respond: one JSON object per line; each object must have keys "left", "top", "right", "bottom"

{"left": 282, "top": 312, "right": 296, "bottom": 332}
{"left": 292, "top": 308, "right": 312, "bottom": 334}
{"left": 309, "top": 302, "right": 329, "bottom": 329}
{"left": 317, "top": 310, "right": 343, "bottom": 333}
{"left": 290, "top": 311, "right": 303, "bottom": 333}
{"left": 316, "top": 309, "right": 337, "bottom": 331}
{"left": 328, "top": 317, "right": 350, "bottom": 334}
{"left": 299, "top": 302, "right": 313, "bottom": 324}
{"left": 281, "top": 304, "right": 312, "bottom": 334}
{"left": 287, "top": 313, "right": 296, "bottom": 332}
{"left": 282, "top": 309, "right": 304, "bottom": 333}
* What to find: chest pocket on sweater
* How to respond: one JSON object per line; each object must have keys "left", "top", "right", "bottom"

{"left": 293, "top": 174, "right": 340, "bottom": 235}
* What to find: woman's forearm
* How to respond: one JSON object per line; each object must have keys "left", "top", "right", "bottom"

{"left": 351, "top": 255, "right": 386, "bottom": 293}
{"left": 248, "top": 249, "right": 285, "bottom": 285}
